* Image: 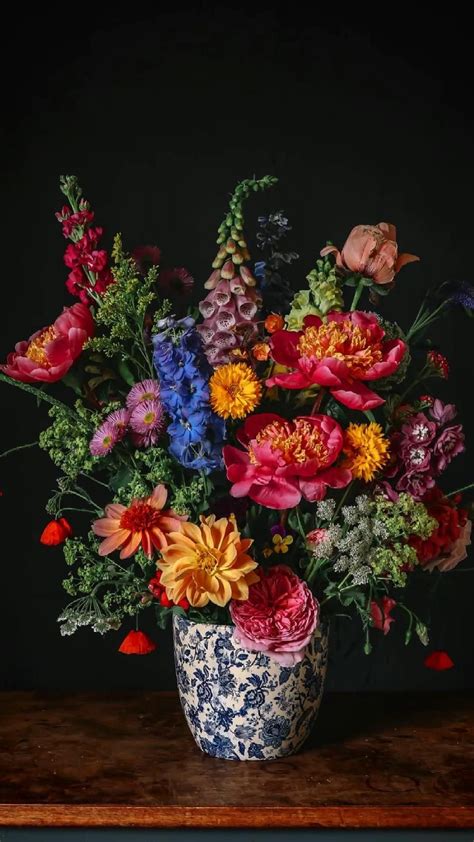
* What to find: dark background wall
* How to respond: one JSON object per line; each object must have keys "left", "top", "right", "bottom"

{"left": 1, "top": 6, "right": 473, "bottom": 693}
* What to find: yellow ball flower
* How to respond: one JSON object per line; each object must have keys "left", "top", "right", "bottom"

{"left": 209, "top": 362, "right": 262, "bottom": 420}
{"left": 343, "top": 422, "right": 390, "bottom": 483}
{"left": 158, "top": 515, "right": 259, "bottom": 608}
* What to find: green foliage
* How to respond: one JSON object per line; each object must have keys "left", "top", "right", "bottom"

{"left": 86, "top": 234, "right": 170, "bottom": 379}
{"left": 286, "top": 257, "right": 344, "bottom": 329}
{"left": 39, "top": 400, "right": 105, "bottom": 480}
{"left": 216, "top": 175, "right": 278, "bottom": 243}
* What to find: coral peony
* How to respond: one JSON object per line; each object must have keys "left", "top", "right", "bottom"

{"left": 267, "top": 312, "right": 406, "bottom": 410}
{"left": 158, "top": 515, "right": 259, "bottom": 608}
{"left": 0, "top": 303, "right": 94, "bottom": 383}
{"left": 230, "top": 565, "right": 319, "bottom": 666}
{"left": 370, "top": 597, "right": 396, "bottom": 635}
{"left": 92, "top": 484, "right": 185, "bottom": 559}
{"left": 321, "top": 222, "right": 419, "bottom": 285}
{"left": 223, "top": 412, "right": 351, "bottom": 510}
{"left": 40, "top": 518, "right": 73, "bottom": 546}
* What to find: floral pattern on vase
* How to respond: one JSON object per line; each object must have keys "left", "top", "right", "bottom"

{"left": 172, "top": 614, "right": 329, "bottom": 760}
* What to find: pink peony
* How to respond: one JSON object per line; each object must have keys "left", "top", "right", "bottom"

{"left": 230, "top": 565, "right": 319, "bottom": 666}
{"left": 0, "top": 302, "right": 94, "bottom": 383}
{"left": 267, "top": 312, "right": 406, "bottom": 411}
{"left": 223, "top": 412, "right": 351, "bottom": 510}
{"left": 321, "top": 222, "right": 419, "bottom": 286}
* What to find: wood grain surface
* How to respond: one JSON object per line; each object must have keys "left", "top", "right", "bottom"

{"left": 0, "top": 691, "right": 473, "bottom": 828}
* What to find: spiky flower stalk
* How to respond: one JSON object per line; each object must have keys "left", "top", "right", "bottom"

{"left": 197, "top": 176, "right": 277, "bottom": 366}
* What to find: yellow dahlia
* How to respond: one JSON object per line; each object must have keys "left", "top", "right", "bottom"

{"left": 158, "top": 515, "right": 259, "bottom": 608}
{"left": 342, "top": 422, "right": 390, "bottom": 482}
{"left": 209, "top": 362, "right": 262, "bottom": 420}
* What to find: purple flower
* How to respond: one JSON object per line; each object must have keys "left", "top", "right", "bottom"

{"left": 429, "top": 399, "right": 457, "bottom": 425}
{"left": 396, "top": 470, "right": 435, "bottom": 499}
{"left": 126, "top": 379, "right": 160, "bottom": 410}
{"left": 401, "top": 413, "right": 436, "bottom": 445}
{"left": 105, "top": 408, "right": 130, "bottom": 441}
{"left": 89, "top": 421, "right": 117, "bottom": 457}
{"left": 433, "top": 425, "right": 465, "bottom": 473}
{"left": 129, "top": 399, "right": 164, "bottom": 436}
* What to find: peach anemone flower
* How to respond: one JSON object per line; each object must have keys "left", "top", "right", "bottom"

{"left": 321, "top": 222, "right": 419, "bottom": 286}
{"left": 92, "top": 484, "right": 185, "bottom": 559}
{"left": 158, "top": 515, "right": 259, "bottom": 608}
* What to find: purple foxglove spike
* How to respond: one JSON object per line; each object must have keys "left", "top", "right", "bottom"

{"left": 230, "top": 277, "right": 246, "bottom": 295}
{"left": 240, "top": 265, "right": 257, "bottom": 287}
{"left": 216, "top": 309, "right": 237, "bottom": 331}
{"left": 198, "top": 299, "right": 216, "bottom": 319}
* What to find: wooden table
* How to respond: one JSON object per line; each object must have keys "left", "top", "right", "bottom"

{"left": 0, "top": 691, "right": 473, "bottom": 830}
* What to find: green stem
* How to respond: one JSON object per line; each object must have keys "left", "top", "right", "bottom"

{"left": 58, "top": 506, "right": 98, "bottom": 515}
{"left": 364, "top": 410, "right": 376, "bottom": 423}
{"left": 332, "top": 481, "right": 355, "bottom": 521}
{"left": 0, "top": 372, "right": 77, "bottom": 416}
{"left": 350, "top": 280, "right": 364, "bottom": 311}
{"left": 0, "top": 441, "right": 38, "bottom": 460}
{"left": 406, "top": 302, "right": 447, "bottom": 341}
{"left": 446, "top": 482, "right": 474, "bottom": 498}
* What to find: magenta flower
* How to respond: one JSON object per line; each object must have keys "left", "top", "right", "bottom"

{"left": 105, "top": 408, "right": 130, "bottom": 441}
{"left": 89, "top": 421, "right": 117, "bottom": 456}
{"left": 129, "top": 399, "right": 164, "bottom": 435}
{"left": 223, "top": 412, "right": 351, "bottom": 510}
{"left": 230, "top": 565, "right": 319, "bottom": 666}
{"left": 130, "top": 429, "right": 160, "bottom": 449}
{"left": 433, "top": 425, "right": 465, "bottom": 472}
{"left": 126, "top": 379, "right": 161, "bottom": 410}
{"left": 267, "top": 312, "right": 406, "bottom": 411}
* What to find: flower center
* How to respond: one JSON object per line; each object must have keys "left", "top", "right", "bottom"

{"left": 252, "top": 419, "right": 329, "bottom": 466}
{"left": 120, "top": 501, "right": 161, "bottom": 532}
{"left": 195, "top": 544, "right": 219, "bottom": 574}
{"left": 297, "top": 320, "right": 382, "bottom": 377}
{"left": 412, "top": 423, "right": 430, "bottom": 442}
{"left": 25, "top": 326, "right": 58, "bottom": 365}
{"left": 143, "top": 411, "right": 157, "bottom": 426}
{"left": 409, "top": 447, "right": 426, "bottom": 466}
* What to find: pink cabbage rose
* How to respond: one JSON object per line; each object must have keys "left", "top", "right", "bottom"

{"left": 0, "top": 302, "right": 94, "bottom": 383}
{"left": 223, "top": 412, "right": 351, "bottom": 510}
{"left": 321, "top": 222, "right": 419, "bottom": 285}
{"left": 267, "top": 311, "right": 406, "bottom": 411}
{"left": 230, "top": 565, "right": 319, "bottom": 666}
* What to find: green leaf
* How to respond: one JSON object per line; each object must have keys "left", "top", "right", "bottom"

{"left": 109, "top": 466, "right": 135, "bottom": 492}
{"left": 117, "top": 359, "right": 136, "bottom": 386}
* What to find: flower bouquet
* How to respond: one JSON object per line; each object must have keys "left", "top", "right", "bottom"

{"left": 1, "top": 174, "right": 472, "bottom": 760}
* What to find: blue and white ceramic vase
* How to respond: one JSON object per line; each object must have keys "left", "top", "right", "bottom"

{"left": 172, "top": 614, "right": 329, "bottom": 761}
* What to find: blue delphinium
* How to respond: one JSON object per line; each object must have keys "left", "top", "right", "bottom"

{"left": 152, "top": 316, "right": 225, "bottom": 473}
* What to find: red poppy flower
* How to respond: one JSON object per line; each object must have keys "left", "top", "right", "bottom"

{"left": 118, "top": 630, "right": 157, "bottom": 655}
{"left": 267, "top": 312, "right": 406, "bottom": 411}
{"left": 1, "top": 303, "right": 94, "bottom": 383}
{"left": 40, "top": 518, "right": 73, "bottom": 546}
{"left": 424, "top": 650, "right": 454, "bottom": 671}
{"left": 370, "top": 597, "right": 396, "bottom": 635}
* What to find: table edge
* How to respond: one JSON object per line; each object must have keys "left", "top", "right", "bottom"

{"left": 0, "top": 805, "right": 473, "bottom": 829}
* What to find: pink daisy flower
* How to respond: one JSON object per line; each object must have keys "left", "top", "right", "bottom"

{"left": 129, "top": 399, "right": 164, "bottom": 435}
{"left": 105, "top": 408, "right": 130, "bottom": 441}
{"left": 89, "top": 421, "right": 117, "bottom": 457}
{"left": 130, "top": 429, "right": 160, "bottom": 449}
{"left": 126, "top": 379, "right": 161, "bottom": 410}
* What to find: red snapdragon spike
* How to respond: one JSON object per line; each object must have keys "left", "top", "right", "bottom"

{"left": 160, "top": 592, "right": 173, "bottom": 608}
{"left": 40, "top": 518, "right": 73, "bottom": 546}
{"left": 424, "top": 650, "right": 454, "bottom": 671}
{"left": 118, "top": 630, "right": 156, "bottom": 655}
{"left": 178, "top": 598, "right": 190, "bottom": 610}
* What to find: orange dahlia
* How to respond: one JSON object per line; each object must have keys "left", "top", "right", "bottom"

{"left": 92, "top": 484, "right": 185, "bottom": 559}
{"left": 158, "top": 515, "right": 259, "bottom": 608}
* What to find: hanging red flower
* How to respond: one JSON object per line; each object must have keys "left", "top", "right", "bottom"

{"left": 424, "top": 650, "right": 454, "bottom": 671}
{"left": 118, "top": 630, "right": 157, "bottom": 655}
{"left": 40, "top": 518, "right": 73, "bottom": 546}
